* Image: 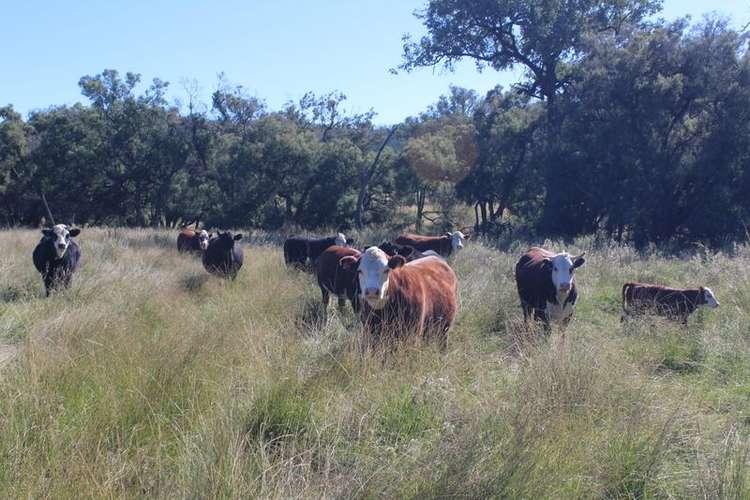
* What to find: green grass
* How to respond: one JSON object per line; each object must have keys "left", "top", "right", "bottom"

{"left": 0, "top": 227, "right": 749, "bottom": 498}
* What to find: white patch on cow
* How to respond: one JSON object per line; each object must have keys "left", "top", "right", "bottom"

{"left": 545, "top": 300, "right": 575, "bottom": 323}
{"left": 197, "top": 230, "right": 210, "bottom": 251}
{"left": 549, "top": 253, "right": 577, "bottom": 303}
{"left": 358, "top": 247, "right": 390, "bottom": 310}
{"left": 702, "top": 287, "right": 719, "bottom": 308}
{"left": 335, "top": 233, "right": 346, "bottom": 247}
{"left": 51, "top": 224, "right": 71, "bottom": 259}
{"left": 451, "top": 231, "right": 466, "bottom": 252}
{"left": 421, "top": 250, "right": 442, "bottom": 259}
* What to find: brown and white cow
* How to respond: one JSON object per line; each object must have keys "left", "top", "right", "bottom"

{"left": 394, "top": 231, "right": 468, "bottom": 258}
{"left": 621, "top": 282, "right": 719, "bottom": 324}
{"left": 177, "top": 229, "right": 211, "bottom": 253}
{"left": 339, "top": 247, "right": 458, "bottom": 349}
{"left": 316, "top": 245, "right": 361, "bottom": 314}
{"left": 515, "top": 247, "right": 585, "bottom": 331}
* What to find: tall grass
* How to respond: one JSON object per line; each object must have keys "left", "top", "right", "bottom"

{"left": 0, "top": 227, "right": 748, "bottom": 498}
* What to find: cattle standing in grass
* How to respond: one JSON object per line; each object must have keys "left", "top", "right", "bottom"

{"left": 283, "top": 233, "right": 346, "bottom": 269}
{"left": 394, "top": 231, "right": 468, "bottom": 258}
{"left": 316, "top": 246, "right": 361, "bottom": 314}
{"left": 621, "top": 282, "right": 719, "bottom": 324}
{"left": 177, "top": 229, "right": 211, "bottom": 254}
{"left": 339, "top": 247, "right": 458, "bottom": 349}
{"left": 202, "top": 232, "right": 244, "bottom": 279}
{"left": 32, "top": 224, "right": 82, "bottom": 296}
{"left": 515, "top": 247, "right": 585, "bottom": 331}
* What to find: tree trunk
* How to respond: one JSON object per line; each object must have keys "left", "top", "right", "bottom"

{"left": 355, "top": 125, "right": 398, "bottom": 229}
{"left": 416, "top": 189, "right": 426, "bottom": 233}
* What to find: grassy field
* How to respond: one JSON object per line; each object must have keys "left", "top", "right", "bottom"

{"left": 0, "top": 227, "right": 749, "bottom": 498}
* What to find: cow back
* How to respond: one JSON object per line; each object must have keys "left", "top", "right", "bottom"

{"left": 394, "top": 234, "right": 452, "bottom": 257}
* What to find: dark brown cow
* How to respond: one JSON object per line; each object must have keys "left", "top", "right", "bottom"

{"left": 315, "top": 246, "right": 361, "bottom": 313}
{"left": 177, "top": 229, "right": 211, "bottom": 253}
{"left": 621, "top": 282, "right": 719, "bottom": 324}
{"left": 339, "top": 247, "right": 458, "bottom": 349}
{"left": 394, "top": 231, "right": 468, "bottom": 258}
{"left": 515, "top": 247, "right": 585, "bottom": 331}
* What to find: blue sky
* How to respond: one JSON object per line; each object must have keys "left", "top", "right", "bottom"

{"left": 2, "top": 0, "right": 748, "bottom": 124}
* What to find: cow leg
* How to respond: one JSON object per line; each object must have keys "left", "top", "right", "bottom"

{"left": 521, "top": 301, "right": 533, "bottom": 322}
{"left": 337, "top": 296, "right": 347, "bottom": 314}
{"left": 534, "top": 309, "right": 551, "bottom": 335}
{"left": 321, "top": 289, "right": 330, "bottom": 314}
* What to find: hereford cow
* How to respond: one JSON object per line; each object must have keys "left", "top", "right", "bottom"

{"left": 283, "top": 233, "right": 346, "bottom": 269}
{"left": 316, "top": 246, "right": 361, "bottom": 314}
{"left": 515, "top": 247, "right": 585, "bottom": 331}
{"left": 177, "top": 229, "right": 211, "bottom": 253}
{"left": 202, "top": 232, "right": 244, "bottom": 280}
{"left": 621, "top": 282, "right": 719, "bottom": 324}
{"left": 375, "top": 241, "right": 439, "bottom": 261}
{"left": 339, "top": 247, "right": 458, "bottom": 349}
{"left": 394, "top": 231, "right": 468, "bottom": 258}
{"left": 32, "top": 224, "right": 82, "bottom": 296}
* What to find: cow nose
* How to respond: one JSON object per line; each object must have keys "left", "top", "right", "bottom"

{"left": 57, "top": 243, "right": 66, "bottom": 249}
{"left": 364, "top": 288, "right": 379, "bottom": 298}
{"left": 559, "top": 283, "right": 571, "bottom": 292}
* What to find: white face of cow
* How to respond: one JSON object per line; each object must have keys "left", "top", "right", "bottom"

{"left": 335, "top": 233, "right": 346, "bottom": 247}
{"left": 44, "top": 224, "right": 79, "bottom": 259}
{"left": 197, "top": 230, "right": 210, "bottom": 251}
{"left": 356, "top": 247, "right": 406, "bottom": 310}
{"left": 547, "top": 252, "right": 585, "bottom": 300}
{"left": 702, "top": 287, "right": 719, "bottom": 308}
{"left": 451, "top": 231, "right": 466, "bottom": 252}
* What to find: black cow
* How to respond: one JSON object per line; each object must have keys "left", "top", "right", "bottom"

{"left": 32, "top": 224, "right": 82, "bottom": 296}
{"left": 202, "top": 232, "right": 244, "bottom": 280}
{"left": 283, "top": 233, "right": 346, "bottom": 269}
{"left": 514, "top": 247, "right": 585, "bottom": 331}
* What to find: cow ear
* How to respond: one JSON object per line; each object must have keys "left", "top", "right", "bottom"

{"left": 42, "top": 229, "right": 54, "bottom": 237}
{"left": 464, "top": 234, "right": 471, "bottom": 240}
{"left": 339, "top": 256, "right": 359, "bottom": 270}
{"left": 388, "top": 255, "right": 406, "bottom": 269}
{"left": 542, "top": 258, "right": 552, "bottom": 268}
{"left": 444, "top": 232, "right": 452, "bottom": 238}
{"left": 68, "top": 228, "right": 80, "bottom": 237}
{"left": 234, "top": 234, "right": 243, "bottom": 241}
{"left": 573, "top": 254, "right": 585, "bottom": 269}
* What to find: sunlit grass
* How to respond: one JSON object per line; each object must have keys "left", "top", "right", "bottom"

{"left": 0, "top": 227, "right": 748, "bottom": 498}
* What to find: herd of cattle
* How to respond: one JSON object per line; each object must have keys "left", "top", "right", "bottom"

{"left": 31, "top": 224, "right": 720, "bottom": 347}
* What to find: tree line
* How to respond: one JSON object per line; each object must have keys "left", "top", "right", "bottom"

{"left": 1, "top": 0, "right": 749, "bottom": 247}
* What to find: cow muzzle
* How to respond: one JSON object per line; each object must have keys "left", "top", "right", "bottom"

{"left": 364, "top": 288, "right": 381, "bottom": 299}
{"left": 558, "top": 283, "right": 571, "bottom": 293}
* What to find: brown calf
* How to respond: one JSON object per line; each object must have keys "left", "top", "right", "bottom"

{"left": 340, "top": 247, "right": 458, "bottom": 349}
{"left": 177, "top": 229, "right": 211, "bottom": 253}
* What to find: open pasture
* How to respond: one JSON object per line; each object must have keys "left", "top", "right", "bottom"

{"left": 0, "top": 228, "right": 749, "bottom": 498}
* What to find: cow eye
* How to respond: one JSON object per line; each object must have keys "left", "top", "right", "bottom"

{"left": 553, "top": 267, "right": 558, "bottom": 272}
